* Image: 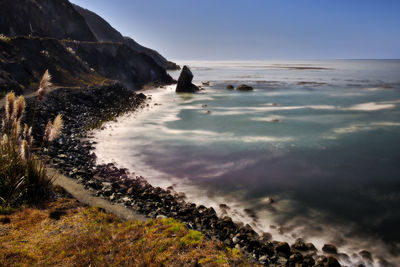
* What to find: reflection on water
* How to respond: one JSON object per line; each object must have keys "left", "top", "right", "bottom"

{"left": 94, "top": 60, "right": 400, "bottom": 266}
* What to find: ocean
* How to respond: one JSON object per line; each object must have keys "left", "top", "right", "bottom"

{"left": 93, "top": 60, "right": 400, "bottom": 266}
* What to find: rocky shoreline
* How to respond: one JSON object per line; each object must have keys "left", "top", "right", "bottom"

{"left": 22, "top": 84, "right": 344, "bottom": 267}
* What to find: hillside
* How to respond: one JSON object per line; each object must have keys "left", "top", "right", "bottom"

{"left": 0, "top": 0, "right": 177, "bottom": 95}
{"left": 72, "top": 4, "right": 179, "bottom": 70}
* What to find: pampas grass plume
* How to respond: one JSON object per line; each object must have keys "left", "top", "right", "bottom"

{"left": 37, "top": 69, "right": 52, "bottom": 101}
{"left": 5, "top": 92, "right": 15, "bottom": 121}
{"left": 49, "top": 114, "right": 63, "bottom": 142}
{"left": 43, "top": 120, "right": 52, "bottom": 142}
{"left": 20, "top": 139, "right": 29, "bottom": 161}
{"left": 15, "top": 95, "right": 25, "bottom": 121}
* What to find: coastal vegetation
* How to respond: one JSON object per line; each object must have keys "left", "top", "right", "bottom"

{"left": 0, "top": 71, "right": 61, "bottom": 209}
{"left": 0, "top": 198, "right": 254, "bottom": 266}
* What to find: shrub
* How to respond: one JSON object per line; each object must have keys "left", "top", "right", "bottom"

{"left": 0, "top": 70, "right": 62, "bottom": 207}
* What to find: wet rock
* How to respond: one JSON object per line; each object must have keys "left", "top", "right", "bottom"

{"left": 288, "top": 252, "right": 303, "bottom": 264}
{"left": 322, "top": 244, "right": 338, "bottom": 254}
{"left": 338, "top": 253, "right": 350, "bottom": 263}
{"left": 260, "top": 232, "right": 272, "bottom": 241}
{"left": 236, "top": 84, "right": 254, "bottom": 91}
{"left": 226, "top": 85, "right": 234, "bottom": 90}
{"left": 315, "top": 255, "right": 327, "bottom": 265}
{"left": 359, "top": 250, "right": 373, "bottom": 262}
{"left": 176, "top": 65, "right": 199, "bottom": 93}
{"left": 261, "top": 196, "right": 274, "bottom": 205}
{"left": 292, "top": 238, "right": 307, "bottom": 251}
{"left": 326, "top": 256, "right": 341, "bottom": 267}
{"left": 303, "top": 254, "right": 315, "bottom": 266}
{"left": 275, "top": 242, "right": 291, "bottom": 257}
{"left": 306, "top": 242, "right": 317, "bottom": 251}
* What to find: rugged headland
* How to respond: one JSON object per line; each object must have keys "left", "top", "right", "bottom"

{"left": 0, "top": 0, "right": 179, "bottom": 95}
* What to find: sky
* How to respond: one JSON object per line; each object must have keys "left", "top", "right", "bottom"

{"left": 70, "top": 0, "right": 400, "bottom": 60}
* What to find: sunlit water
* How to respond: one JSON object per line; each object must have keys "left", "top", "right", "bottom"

{"left": 94, "top": 60, "right": 400, "bottom": 266}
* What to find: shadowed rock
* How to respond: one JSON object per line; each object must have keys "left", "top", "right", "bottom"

{"left": 176, "top": 66, "right": 199, "bottom": 93}
{"left": 236, "top": 84, "right": 254, "bottom": 91}
{"left": 322, "top": 244, "right": 338, "bottom": 254}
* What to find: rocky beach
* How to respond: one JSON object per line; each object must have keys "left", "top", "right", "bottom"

{"left": 11, "top": 80, "right": 346, "bottom": 266}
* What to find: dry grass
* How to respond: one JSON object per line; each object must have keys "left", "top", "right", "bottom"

{"left": 0, "top": 198, "right": 257, "bottom": 267}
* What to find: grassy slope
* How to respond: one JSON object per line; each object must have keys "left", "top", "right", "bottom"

{"left": 0, "top": 198, "right": 257, "bottom": 266}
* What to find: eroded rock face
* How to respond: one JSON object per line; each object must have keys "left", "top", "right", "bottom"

{"left": 176, "top": 66, "right": 199, "bottom": 93}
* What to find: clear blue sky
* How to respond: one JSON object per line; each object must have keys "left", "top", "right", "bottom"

{"left": 71, "top": 0, "right": 400, "bottom": 60}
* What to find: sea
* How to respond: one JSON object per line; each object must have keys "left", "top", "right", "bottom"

{"left": 93, "top": 60, "right": 400, "bottom": 266}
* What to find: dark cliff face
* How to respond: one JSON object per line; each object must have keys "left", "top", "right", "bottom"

{"left": 0, "top": 0, "right": 96, "bottom": 41}
{"left": 72, "top": 4, "right": 180, "bottom": 70}
{"left": 0, "top": 36, "right": 174, "bottom": 95}
{"left": 64, "top": 41, "right": 174, "bottom": 89}
{"left": 0, "top": 0, "right": 176, "bottom": 94}
{"left": 0, "top": 37, "right": 107, "bottom": 95}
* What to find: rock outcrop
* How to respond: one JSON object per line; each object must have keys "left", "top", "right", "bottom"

{"left": 176, "top": 66, "right": 199, "bottom": 93}
{"left": 72, "top": 4, "right": 180, "bottom": 70}
{"left": 0, "top": 36, "right": 174, "bottom": 95}
{"left": 0, "top": 0, "right": 96, "bottom": 41}
{"left": 0, "top": 0, "right": 176, "bottom": 95}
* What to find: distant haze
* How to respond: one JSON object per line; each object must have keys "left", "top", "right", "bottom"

{"left": 71, "top": 0, "right": 400, "bottom": 60}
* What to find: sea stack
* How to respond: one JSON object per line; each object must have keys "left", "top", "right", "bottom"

{"left": 176, "top": 65, "right": 199, "bottom": 93}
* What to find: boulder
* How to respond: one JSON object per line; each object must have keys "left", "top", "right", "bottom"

{"left": 176, "top": 65, "right": 199, "bottom": 93}
{"left": 275, "top": 242, "right": 291, "bottom": 256}
{"left": 226, "top": 85, "right": 234, "bottom": 90}
{"left": 326, "top": 256, "right": 341, "bottom": 267}
{"left": 236, "top": 84, "right": 254, "bottom": 91}
{"left": 322, "top": 244, "right": 338, "bottom": 254}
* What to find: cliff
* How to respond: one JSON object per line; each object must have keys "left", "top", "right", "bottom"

{"left": 0, "top": 0, "right": 177, "bottom": 95}
{"left": 72, "top": 4, "right": 180, "bottom": 70}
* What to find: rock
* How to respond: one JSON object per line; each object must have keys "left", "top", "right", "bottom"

{"left": 262, "top": 197, "right": 274, "bottom": 205}
{"left": 359, "top": 250, "right": 373, "bottom": 262}
{"left": 288, "top": 252, "right": 303, "bottom": 264}
{"left": 226, "top": 85, "right": 234, "bottom": 90}
{"left": 326, "top": 256, "right": 341, "bottom": 267}
{"left": 275, "top": 242, "right": 291, "bottom": 256}
{"left": 176, "top": 65, "right": 199, "bottom": 93}
{"left": 292, "top": 238, "right": 307, "bottom": 251}
{"left": 260, "top": 232, "right": 272, "bottom": 241}
{"left": 258, "top": 255, "right": 268, "bottom": 262}
{"left": 121, "top": 197, "right": 131, "bottom": 203}
{"left": 236, "top": 84, "right": 254, "bottom": 91}
{"left": 315, "top": 255, "right": 327, "bottom": 265}
{"left": 322, "top": 244, "right": 338, "bottom": 254}
{"left": 156, "top": 215, "right": 168, "bottom": 219}
{"left": 202, "top": 81, "right": 210, "bottom": 86}
{"left": 303, "top": 254, "right": 315, "bottom": 266}
{"left": 306, "top": 242, "right": 317, "bottom": 251}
